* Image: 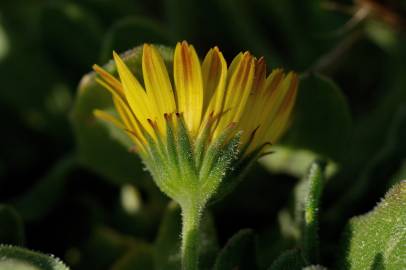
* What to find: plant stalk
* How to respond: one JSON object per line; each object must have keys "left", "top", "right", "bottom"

{"left": 181, "top": 201, "right": 201, "bottom": 270}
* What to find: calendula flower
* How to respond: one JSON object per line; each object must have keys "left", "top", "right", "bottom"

{"left": 92, "top": 41, "right": 298, "bottom": 270}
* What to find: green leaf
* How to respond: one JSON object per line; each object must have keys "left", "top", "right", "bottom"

{"left": 268, "top": 249, "right": 306, "bottom": 270}
{"left": 338, "top": 181, "right": 406, "bottom": 270}
{"left": 0, "top": 205, "right": 24, "bottom": 245}
{"left": 262, "top": 160, "right": 325, "bottom": 268}
{"left": 330, "top": 106, "right": 406, "bottom": 217}
{"left": 281, "top": 73, "right": 352, "bottom": 162}
{"left": 213, "top": 229, "right": 257, "bottom": 270}
{"left": 0, "top": 245, "right": 69, "bottom": 270}
{"left": 154, "top": 202, "right": 219, "bottom": 270}
{"left": 71, "top": 45, "right": 173, "bottom": 186}
{"left": 301, "top": 161, "right": 326, "bottom": 264}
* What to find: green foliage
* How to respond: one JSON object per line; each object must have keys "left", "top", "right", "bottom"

{"left": 111, "top": 244, "right": 154, "bottom": 270}
{"left": 301, "top": 161, "right": 326, "bottom": 264}
{"left": 78, "top": 227, "right": 136, "bottom": 269}
{"left": 338, "top": 181, "right": 406, "bottom": 270}
{"left": 0, "top": 205, "right": 24, "bottom": 245}
{"left": 13, "top": 156, "right": 76, "bottom": 221}
{"left": 75, "top": 226, "right": 155, "bottom": 269}
{"left": 213, "top": 229, "right": 257, "bottom": 270}
{"left": 282, "top": 74, "right": 352, "bottom": 162}
{"left": 154, "top": 203, "right": 182, "bottom": 270}
{"left": 0, "top": 245, "right": 69, "bottom": 270}
{"left": 266, "top": 160, "right": 326, "bottom": 269}
{"left": 268, "top": 249, "right": 305, "bottom": 270}
{"left": 1, "top": 0, "right": 406, "bottom": 269}
{"left": 261, "top": 74, "right": 350, "bottom": 178}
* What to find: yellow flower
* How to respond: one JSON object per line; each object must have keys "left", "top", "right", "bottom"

{"left": 92, "top": 42, "right": 298, "bottom": 270}
{"left": 93, "top": 41, "right": 298, "bottom": 158}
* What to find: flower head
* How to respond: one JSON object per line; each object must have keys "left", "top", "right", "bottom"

{"left": 93, "top": 41, "right": 298, "bottom": 206}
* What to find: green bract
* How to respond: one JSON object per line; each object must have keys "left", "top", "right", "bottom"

{"left": 139, "top": 113, "right": 241, "bottom": 210}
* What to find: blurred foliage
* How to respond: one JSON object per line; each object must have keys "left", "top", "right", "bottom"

{"left": 0, "top": 0, "right": 405, "bottom": 269}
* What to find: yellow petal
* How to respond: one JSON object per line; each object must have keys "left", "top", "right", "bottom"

{"left": 241, "top": 68, "right": 283, "bottom": 130}
{"left": 93, "top": 64, "right": 125, "bottom": 100}
{"left": 142, "top": 44, "right": 176, "bottom": 119}
{"left": 95, "top": 78, "right": 125, "bottom": 104}
{"left": 216, "top": 52, "right": 255, "bottom": 135}
{"left": 174, "top": 41, "right": 204, "bottom": 135}
{"left": 265, "top": 72, "right": 298, "bottom": 142}
{"left": 260, "top": 68, "right": 284, "bottom": 99}
{"left": 201, "top": 47, "right": 228, "bottom": 117}
{"left": 113, "top": 96, "right": 147, "bottom": 152}
{"left": 113, "top": 51, "right": 156, "bottom": 132}
{"left": 248, "top": 69, "right": 285, "bottom": 144}
{"left": 94, "top": 102, "right": 147, "bottom": 154}
{"left": 245, "top": 71, "right": 297, "bottom": 154}
{"left": 227, "top": 52, "right": 243, "bottom": 81}
{"left": 93, "top": 74, "right": 145, "bottom": 143}
{"left": 93, "top": 109, "right": 125, "bottom": 130}
{"left": 252, "top": 57, "right": 267, "bottom": 93}
{"left": 238, "top": 57, "right": 267, "bottom": 145}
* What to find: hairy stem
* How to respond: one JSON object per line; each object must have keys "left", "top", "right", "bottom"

{"left": 181, "top": 201, "right": 201, "bottom": 270}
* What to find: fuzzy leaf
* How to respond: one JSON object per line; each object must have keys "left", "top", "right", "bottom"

{"left": 301, "top": 160, "right": 326, "bottom": 264}
{"left": 213, "top": 229, "right": 257, "bottom": 270}
{"left": 338, "top": 181, "right": 406, "bottom": 270}
{"left": 0, "top": 245, "right": 69, "bottom": 270}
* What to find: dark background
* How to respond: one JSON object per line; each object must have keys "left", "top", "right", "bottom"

{"left": 0, "top": 0, "right": 405, "bottom": 269}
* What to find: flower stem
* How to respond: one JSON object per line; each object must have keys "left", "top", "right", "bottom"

{"left": 181, "top": 202, "right": 201, "bottom": 270}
